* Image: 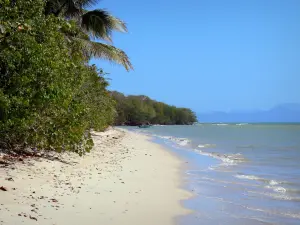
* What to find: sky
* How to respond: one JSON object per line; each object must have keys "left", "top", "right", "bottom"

{"left": 90, "top": 0, "right": 300, "bottom": 113}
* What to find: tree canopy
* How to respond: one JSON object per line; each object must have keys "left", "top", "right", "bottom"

{"left": 111, "top": 92, "right": 197, "bottom": 126}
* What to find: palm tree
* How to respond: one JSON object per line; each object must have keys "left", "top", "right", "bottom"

{"left": 45, "top": 0, "right": 133, "bottom": 71}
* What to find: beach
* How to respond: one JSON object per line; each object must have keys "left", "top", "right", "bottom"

{"left": 0, "top": 128, "right": 191, "bottom": 225}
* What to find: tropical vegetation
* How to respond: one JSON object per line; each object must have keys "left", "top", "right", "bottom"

{"left": 112, "top": 92, "right": 197, "bottom": 126}
{"left": 0, "top": 0, "right": 128, "bottom": 155}
{"left": 0, "top": 0, "right": 196, "bottom": 156}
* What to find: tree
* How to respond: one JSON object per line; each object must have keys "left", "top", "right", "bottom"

{"left": 0, "top": 0, "right": 116, "bottom": 155}
{"left": 45, "top": 0, "right": 133, "bottom": 71}
{"left": 111, "top": 92, "right": 197, "bottom": 125}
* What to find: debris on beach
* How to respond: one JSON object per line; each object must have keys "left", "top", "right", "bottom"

{"left": 50, "top": 198, "right": 58, "bottom": 203}
{"left": 0, "top": 160, "right": 10, "bottom": 166}
{"left": 0, "top": 186, "right": 8, "bottom": 191}
{"left": 29, "top": 215, "right": 38, "bottom": 221}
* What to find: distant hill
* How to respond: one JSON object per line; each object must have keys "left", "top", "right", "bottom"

{"left": 197, "top": 103, "right": 300, "bottom": 123}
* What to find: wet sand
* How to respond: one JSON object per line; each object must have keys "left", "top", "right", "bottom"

{"left": 0, "top": 128, "right": 191, "bottom": 225}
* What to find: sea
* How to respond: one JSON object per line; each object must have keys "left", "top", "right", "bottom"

{"left": 124, "top": 123, "right": 300, "bottom": 225}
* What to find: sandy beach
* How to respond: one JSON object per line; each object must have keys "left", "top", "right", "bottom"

{"left": 0, "top": 128, "right": 191, "bottom": 225}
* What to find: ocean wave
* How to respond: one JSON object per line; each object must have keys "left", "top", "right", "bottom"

{"left": 245, "top": 204, "right": 300, "bottom": 219}
{"left": 235, "top": 174, "right": 300, "bottom": 198}
{"left": 198, "top": 144, "right": 217, "bottom": 148}
{"left": 248, "top": 190, "right": 300, "bottom": 203}
{"left": 177, "top": 138, "right": 190, "bottom": 146}
{"left": 196, "top": 150, "right": 247, "bottom": 165}
{"left": 266, "top": 182, "right": 300, "bottom": 195}
{"left": 269, "top": 180, "right": 280, "bottom": 185}
{"left": 235, "top": 174, "right": 286, "bottom": 186}
{"left": 265, "top": 185, "right": 287, "bottom": 193}
{"left": 217, "top": 153, "right": 246, "bottom": 165}
{"left": 154, "top": 135, "right": 191, "bottom": 147}
{"left": 235, "top": 174, "right": 264, "bottom": 181}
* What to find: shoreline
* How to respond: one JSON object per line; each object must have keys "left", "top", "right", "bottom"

{"left": 0, "top": 127, "right": 192, "bottom": 225}
{"left": 144, "top": 124, "right": 300, "bottom": 225}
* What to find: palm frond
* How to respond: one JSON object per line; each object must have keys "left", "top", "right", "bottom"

{"left": 77, "top": 0, "right": 99, "bottom": 8}
{"left": 63, "top": 0, "right": 81, "bottom": 17}
{"left": 45, "top": 0, "right": 133, "bottom": 71}
{"left": 81, "top": 9, "right": 127, "bottom": 42}
{"left": 74, "top": 38, "right": 133, "bottom": 71}
{"left": 64, "top": 0, "right": 100, "bottom": 16}
{"left": 45, "top": 0, "right": 79, "bottom": 16}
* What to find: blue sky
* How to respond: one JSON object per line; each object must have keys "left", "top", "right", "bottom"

{"left": 90, "top": 0, "right": 300, "bottom": 112}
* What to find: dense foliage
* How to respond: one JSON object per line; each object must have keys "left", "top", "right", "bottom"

{"left": 112, "top": 92, "right": 197, "bottom": 126}
{"left": 0, "top": 0, "right": 118, "bottom": 155}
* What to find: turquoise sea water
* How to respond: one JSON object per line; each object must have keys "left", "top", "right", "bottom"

{"left": 125, "top": 123, "right": 300, "bottom": 225}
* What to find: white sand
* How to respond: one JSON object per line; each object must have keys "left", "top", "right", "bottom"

{"left": 0, "top": 128, "right": 191, "bottom": 225}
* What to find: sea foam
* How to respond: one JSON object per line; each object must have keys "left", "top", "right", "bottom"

{"left": 196, "top": 149, "right": 247, "bottom": 166}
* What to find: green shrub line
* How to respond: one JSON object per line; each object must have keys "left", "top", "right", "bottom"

{"left": 112, "top": 92, "right": 197, "bottom": 126}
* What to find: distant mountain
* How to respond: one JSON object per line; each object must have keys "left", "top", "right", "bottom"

{"left": 197, "top": 103, "right": 300, "bottom": 123}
